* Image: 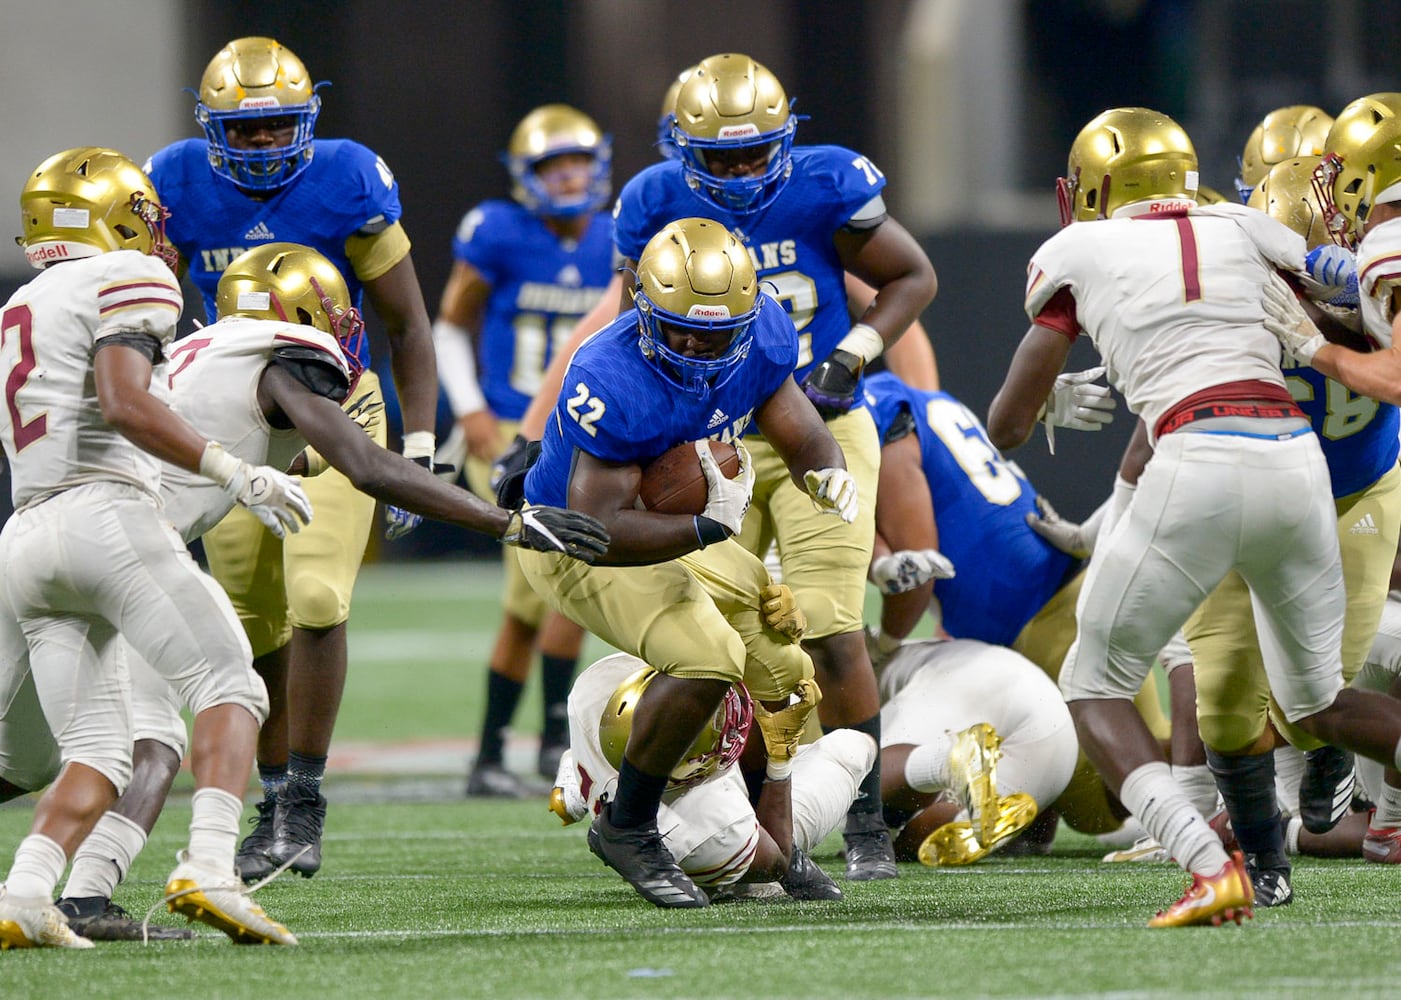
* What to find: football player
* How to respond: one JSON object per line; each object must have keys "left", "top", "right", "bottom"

{"left": 550, "top": 653, "right": 874, "bottom": 900}
{"left": 1233, "top": 104, "right": 1333, "bottom": 203}
{"left": 0, "top": 243, "right": 608, "bottom": 940}
{"left": 0, "top": 148, "right": 302, "bottom": 947}
{"left": 143, "top": 37, "right": 441, "bottom": 880}
{"left": 987, "top": 106, "right": 1401, "bottom": 928}
{"left": 517, "top": 217, "right": 855, "bottom": 907}
{"left": 432, "top": 105, "right": 615, "bottom": 797}
{"left": 877, "top": 639, "right": 1076, "bottom": 866}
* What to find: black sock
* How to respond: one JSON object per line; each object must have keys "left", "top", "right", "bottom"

{"left": 286, "top": 750, "right": 327, "bottom": 794}
{"left": 1206, "top": 747, "right": 1288, "bottom": 870}
{"left": 479, "top": 671, "right": 524, "bottom": 766}
{"left": 843, "top": 714, "right": 884, "bottom": 822}
{"left": 610, "top": 758, "right": 669, "bottom": 829}
{"left": 257, "top": 762, "right": 287, "bottom": 801}
{"left": 540, "top": 655, "right": 576, "bottom": 746}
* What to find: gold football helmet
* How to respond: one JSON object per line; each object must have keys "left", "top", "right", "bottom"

{"left": 1236, "top": 105, "right": 1333, "bottom": 202}
{"left": 17, "top": 147, "right": 175, "bottom": 270}
{"left": 1314, "top": 93, "right": 1401, "bottom": 246}
{"left": 634, "top": 218, "right": 761, "bottom": 395}
{"left": 598, "top": 667, "right": 753, "bottom": 789}
{"left": 504, "top": 104, "right": 611, "bottom": 217}
{"left": 196, "top": 37, "right": 322, "bottom": 191}
{"left": 1058, "top": 107, "right": 1198, "bottom": 225}
{"left": 658, "top": 65, "right": 699, "bottom": 160}
{"left": 671, "top": 53, "right": 797, "bottom": 214}
{"left": 1247, "top": 156, "right": 1331, "bottom": 249}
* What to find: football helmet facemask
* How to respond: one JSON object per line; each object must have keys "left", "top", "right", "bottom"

{"left": 18, "top": 147, "right": 176, "bottom": 270}
{"left": 1313, "top": 93, "right": 1401, "bottom": 247}
{"left": 598, "top": 667, "right": 753, "bottom": 790}
{"left": 671, "top": 53, "right": 797, "bottom": 215}
{"left": 634, "top": 218, "right": 761, "bottom": 396}
{"left": 216, "top": 242, "right": 364, "bottom": 371}
{"left": 1235, "top": 105, "right": 1333, "bottom": 203}
{"left": 1058, "top": 107, "right": 1198, "bottom": 225}
{"left": 196, "top": 36, "right": 323, "bottom": 192}
{"left": 504, "top": 104, "right": 611, "bottom": 218}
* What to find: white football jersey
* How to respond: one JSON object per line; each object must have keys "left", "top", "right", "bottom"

{"left": 1026, "top": 206, "right": 1302, "bottom": 439}
{"left": 160, "top": 316, "right": 350, "bottom": 540}
{"left": 1356, "top": 217, "right": 1401, "bottom": 348}
{"left": 0, "top": 252, "right": 181, "bottom": 509}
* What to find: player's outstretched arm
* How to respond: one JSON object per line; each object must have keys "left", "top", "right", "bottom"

{"left": 845, "top": 273, "right": 939, "bottom": 391}
{"left": 835, "top": 219, "right": 938, "bottom": 358}
{"left": 987, "top": 324, "right": 1074, "bottom": 451}
{"left": 871, "top": 432, "right": 943, "bottom": 641}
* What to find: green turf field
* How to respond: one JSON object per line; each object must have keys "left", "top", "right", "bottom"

{"left": 3, "top": 560, "right": 1398, "bottom": 998}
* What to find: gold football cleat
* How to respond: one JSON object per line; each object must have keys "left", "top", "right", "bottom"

{"left": 917, "top": 793, "right": 1039, "bottom": 866}
{"left": 947, "top": 722, "right": 1003, "bottom": 845}
{"left": 0, "top": 888, "right": 93, "bottom": 950}
{"left": 549, "top": 786, "right": 581, "bottom": 826}
{"left": 1147, "top": 851, "right": 1254, "bottom": 929}
{"left": 165, "top": 852, "right": 297, "bottom": 945}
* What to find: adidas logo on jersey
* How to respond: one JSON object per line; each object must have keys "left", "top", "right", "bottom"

{"left": 707, "top": 408, "right": 728, "bottom": 430}
{"left": 1350, "top": 513, "right": 1380, "bottom": 535}
{"left": 243, "top": 221, "right": 276, "bottom": 241}
{"left": 556, "top": 265, "right": 582, "bottom": 287}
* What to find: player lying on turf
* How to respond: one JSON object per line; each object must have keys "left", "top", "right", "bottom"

{"left": 549, "top": 652, "right": 874, "bottom": 900}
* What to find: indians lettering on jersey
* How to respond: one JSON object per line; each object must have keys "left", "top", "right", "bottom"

{"left": 864, "top": 373, "right": 1073, "bottom": 645}
{"left": 613, "top": 146, "right": 886, "bottom": 386}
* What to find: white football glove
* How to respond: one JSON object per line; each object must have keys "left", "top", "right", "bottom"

{"left": 698, "top": 439, "right": 754, "bottom": 536}
{"left": 1039, "top": 367, "right": 1116, "bottom": 454}
{"left": 869, "top": 549, "right": 956, "bottom": 595}
{"left": 1262, "top": 271, "right": 1328, "bottom": 364}
{"left": 200, "top": 442, "right": 312, "bottom": 539}
{"left": 803, "top": 468, "right": 859, "bottom": 523}
{"left": 1025, "top": 495, "right": 1092, "bottom": 559}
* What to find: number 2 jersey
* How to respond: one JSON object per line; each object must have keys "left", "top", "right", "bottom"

{"left": 522, "top": 296, "right": 798, "bottom": 508}
{"left": 612, "top": 146, "right": 887, "bottom": 392}
{"left": 0, "top": 252, "right": 182, "bottom": 511}
{"left": 451, "top": 200, "right": 613, "bottom": 419}
{"left": 863, "top": 372, "right": 1073, "bottom": 645}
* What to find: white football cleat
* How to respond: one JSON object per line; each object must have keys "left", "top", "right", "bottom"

{"left": 164, "top": 851, "right": 298, "bottom": 945}
{"left": 1102, "top": 835, "right": 1170, "bottom": 864}
{"left": 0, "top": 886, "right": 94, "bottom": 949}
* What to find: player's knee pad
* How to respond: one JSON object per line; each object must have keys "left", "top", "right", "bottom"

{"left": 286, "top": 573, "right": 350, "bottom": 631}
{"left": 1198, "top": 712, "right": 1269, "bottom": 756}
{"left": 175, "top": 661, "right": 270, "bottom": 728}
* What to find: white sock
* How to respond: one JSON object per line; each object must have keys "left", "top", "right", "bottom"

{"left": 903, "top": 734, "right": 955, "bottom": 793}
{"left": 1170, "top": 763, "right": 1220, "bottom": 817}
{"left": 1392, "top": 737, "right": 1401, "bottom": 775}
{"left": 1284, "top": 815, "right": 1303, "bottom": 855}
{"left": 6, "top": 834, "right": 68, "bottom": 899}
{"left": 1375, "top": 782, "right": 1401, "bottom": 828}
{"left": 1274, "top": 744, "right": 1306, "bottom": 813}
{"left": 1119, "top": 761, "right": 1229, "bottom": 876}
{"left": 61, "top": 813, "right": 147, "bottom": 900}
{"left": 187, "top": 788, "right": 243, "bottom": 874}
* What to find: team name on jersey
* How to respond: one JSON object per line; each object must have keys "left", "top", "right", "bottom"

{"left": 709, "top": 408, "right": 755, "bottom": 444}
{"left": 746, "top": 240, "right": 798, "bottom": 271}
{"left": 199, "top": 247, "right": 250, "bottom": 274}
{"left": 515, "top": 282, "right": 605, "bottom": 314}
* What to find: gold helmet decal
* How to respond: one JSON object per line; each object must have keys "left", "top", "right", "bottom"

{"left": 1058, "top": 107, "right": 1198, "bottom": 225}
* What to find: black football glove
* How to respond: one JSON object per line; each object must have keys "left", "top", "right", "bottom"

{"left": 491, "top": 434, "right": 542, "bottom": 510}
{"left": 800, "top": 348, "right": 864, "bottom": 419}
{"left": 502, "top": 506, "right": 610, "bottom": 563}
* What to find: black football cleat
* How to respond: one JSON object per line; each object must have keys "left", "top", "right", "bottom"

{"left": 586, "top": 803, "right": 709, "bottom": 908}
{"left": 268, "top": 783, "right": 326, "bottom": 878}
{"left": 779, "top": 846, "right": 843, "bottom": 901}
{"left": 56, "top": 896, "right": 194, "bottom": 941}
{"left": 1299, "top": 745, "right": 1355, "bottom": 834}
{"left": 235, "top": 793, "right": 278, "bottom": 883}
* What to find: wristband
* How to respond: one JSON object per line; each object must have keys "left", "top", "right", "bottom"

{"left": 432, "top": 318, "right": 487, "bottom": 417}
{"left": 834, "top": 322, "right": 885, "bottom": 364}
{"left": 198, "top": 441, "right": 241, "bottom": 488}
{"left": 765, "top": 759, "right": 793, "bottom": 782}
{"left": 402, "top": 430, "right": 436, "bottom": 462}
{"left": 693, "top": 515, "right": 730, "bottom": 548}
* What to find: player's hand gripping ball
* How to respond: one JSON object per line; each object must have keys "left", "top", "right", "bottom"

{"left": 638, "top": 439, "right": 741, "bottom": 515}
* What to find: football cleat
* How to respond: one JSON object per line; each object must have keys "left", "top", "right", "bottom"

{"left": 1147, "top": 851, "right": 1254, "bottom": 928}
{"left": 235, "top": 792, "right": 279, "bottom": 883}
{"left": 1245, "top": 855, "right": 1294, "bottom": 907}
{"left": 948, "top": 722, "right": 1003, "bottom": 845}
{"left": 56, "top": 895, "right": 194, "bottom": 941}
{"left": 164, "top": 851, "right": 297, "bottom": 945}
{"left": 267, "top": 783, "right": 326, "bottom": 877}
{"left": 0, "top": 887, "right": 93, "bottom": 949}
{"left": 1362, "top": 822, "right": 1401, "bottom": 864}
{"left": 779, "top": 846, "right": 843, "bottom": 901}
{"left": 842, "top": 810, "right": 898, "bottom": 881}
{"left": 919, "top": 793, "right": 1039, "bottom": 867}
{"left": 1102, "top": 836, "right": 1170, "bottom": 864}
{"left": 1298, "top": 744, "right": 1355, "bottom": 834}
{"left": 467, "top": 761, "right": 538, "bottom": 800}
{"left": 586, "top": 803, "right": 709, "bottom": 908}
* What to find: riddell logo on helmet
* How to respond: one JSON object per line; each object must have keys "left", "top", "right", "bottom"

{"left": 25, "top": 243, "right": 69, "bottom": 264}
{"left": 1148, "top": 200, "right": 1194, "bottom": 214}
{"left": 238, "top": 97, "right": 281, "bottom": 110}
{"left": 687, "top": 305, "right": 731, "bottom": 319}
{"left": 717, "top": 124, "right": 760, "bottom": 140}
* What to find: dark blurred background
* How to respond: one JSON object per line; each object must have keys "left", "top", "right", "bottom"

{"left": 1, "top": 0, "right": 1396, "bottom": 555}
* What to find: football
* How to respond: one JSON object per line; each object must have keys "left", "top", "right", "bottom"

{"left": 638, "top": 439, "right": 741, "bottom": 515}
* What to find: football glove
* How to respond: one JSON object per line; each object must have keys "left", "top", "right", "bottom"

{"left": 384, "top": 504, "right": 422, "bottom": 541}
{"left": 433, "top": 423, "right": 469, "bottom": 483}
{"left": 344, "top": 391, "right": 384, "bottom": 437}
{"left": 1038, "top": 367, "right": 1116, "bottom": 453}
{"left": 492, "top": 434, "right": 541, "bottom": 510}
{"left": 502, "top": 506, "right": 610, "bottom": 563}
{"left": 800, "top": 348, "right": 863, "bottom": 418}
{"left": 201, "top": 442, "right": 312, "bottom": 539}
{"left": 754, "top": 678, "right": 822, "bottom": 769}
{"left": 803, "top": 468, "right": 859, "bottom": 523}
{"left": 698, "top": 439, "right": 754, "bottom": 537}
{"left": 1025, "top": 495, "right": 1092, "bottom": 559}
{"left": 760, "top": 582, "right": 806, "bottom": 642}
{"left": 1262, "top": 271, "right": 1328, "bottom": 364}
{"left": 869, "top": 549, "right": 956, "bottom": 595}
{"left": 1303, "top": 244, "right": 1359, "bottom": 309}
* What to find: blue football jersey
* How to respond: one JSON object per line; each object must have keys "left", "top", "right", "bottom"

{"left": 864, "top": 373, "right": 1075, "bottom": 646}
{"left": 452, "top": 200, "right": 614, "bottom": 419}
{"left": 524, "top": 294, "right": 798, "bottom": 509}
{"left": 146, "top": 137, "right": 402, "bottom": 368}
{"left": 613, "top": 146, "right": 886, "bottom": 387}
{"left": 1281, "top": 358, "right": 1400, "bottom": 498}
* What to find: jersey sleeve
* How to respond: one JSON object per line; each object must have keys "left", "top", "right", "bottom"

{"left": 814, "top": 146, "right": 889, "bottom": 227}
{"left": 94, "top": 254, "right": 183, "bottom": 348}
{"left": 612, "top": 168, "right": 667, "bottom": 261}
{"left": 341, "top": 141, "right": 404, "bottom": 232}
{"left": 1358, "top": 219, "right": 1401, "bottom": 340}
{"left": 450, "top": 203, "right": 507, "bottom": 285}
{"left": 1025, "top": 234, "right": 1081, "bottom": 340}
